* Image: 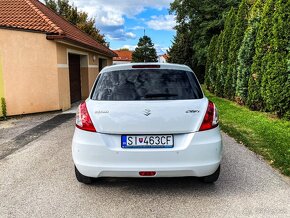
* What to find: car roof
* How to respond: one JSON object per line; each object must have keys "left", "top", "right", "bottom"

{"left": 101, "top": 63, "right": 192, "bottom": 73}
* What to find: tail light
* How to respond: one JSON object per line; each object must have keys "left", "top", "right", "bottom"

{"left": 199, "top": 101, "right": 219, "bottom": 131}
{"left": 76, "top": 102, "right": 96, "bottom": 132}
{"left": 139, "top": 171, "right": 156, "bottom": 176}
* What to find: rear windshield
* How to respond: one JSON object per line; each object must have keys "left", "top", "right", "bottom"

{"left": 91, "top": 69, "right": 203, "bottom": 101}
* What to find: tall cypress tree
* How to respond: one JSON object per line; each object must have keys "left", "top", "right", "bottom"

{"left": 224, "top": 0, "right": 250, "bottom": 100}
{"left": 205, "top": 35, "right": 218, "bottom": 92}
{"left": 261, "top": 0, "right": 290, "bottom": 118}
{"left": 235, "top": 0, "right": 264, "bottom": 104}
{"left": 215, "top": 8, "right": 236, "bottom": 97}
{"left": 247, "top": 0, "right": 275, "bottom": 110}
{"left": 213, "top": 32, "right": 224, "bottom": 96}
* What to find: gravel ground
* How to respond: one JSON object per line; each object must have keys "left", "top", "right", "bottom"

{"left": 0, "top": 119, "right": 289, "bottom": 218}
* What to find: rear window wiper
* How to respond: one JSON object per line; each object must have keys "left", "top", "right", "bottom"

{"left": 144, "top": 93, "right": 178, "bottom": 98}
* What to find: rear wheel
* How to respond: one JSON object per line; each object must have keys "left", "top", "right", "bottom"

{"left": 75, "top": 166, "right": 93, "bottom": 184}
{"left": 200, "top": 165, "right": 220, "bottom": 183}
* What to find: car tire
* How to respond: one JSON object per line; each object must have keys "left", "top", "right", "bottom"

{"left": 200, "top": 165, "right": 220, "bottom": 183}
{"left": 75, "top": 166, "right": 93, "bottom": 184}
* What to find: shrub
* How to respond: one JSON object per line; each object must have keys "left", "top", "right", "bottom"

{"left": 1, "top": 97, "right": 7, "bottom": 118}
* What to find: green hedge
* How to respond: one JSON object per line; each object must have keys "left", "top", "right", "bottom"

{"left": 205, "top": 0, "right": 290, "bottom": 119}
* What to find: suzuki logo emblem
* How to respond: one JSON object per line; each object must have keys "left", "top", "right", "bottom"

{"left": 144, "top": 109, "right": 151, "bottom": 116}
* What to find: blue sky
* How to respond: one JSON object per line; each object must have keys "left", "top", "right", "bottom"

{"left": 70, "top": 0, "right": 176, "bottom": 55}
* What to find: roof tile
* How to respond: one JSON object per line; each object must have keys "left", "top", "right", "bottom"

{"left": 113, "top": 50, "right": 133, "bottom": 61}
{"left": 0, "top": 0, "right": 116, "bottom": 57}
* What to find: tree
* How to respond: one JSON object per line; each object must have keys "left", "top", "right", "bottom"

{"left": 169, "top": 0, "right": 241, "bottom": 82}
{"left": 45, "top": 0, "right": 57, "bottom": 11}
{"left": 215, "top": 7, "right": 236, "bottom": 97}
{"left": 168, "top": 30, "right": 195, "bottom": 73}
{"left": 235, "top": 0, "right": 265, "bottom": 105}
{"left": 247, "top": 0, "right": 275, "bottom": 110}
{"left": 224, "top": 0, "right": 250, "bottom": 100}
{"left": 45, "top": 0, "right": 107, "bottom": 46}
{"left": 205, "top": 35, "right": 218, "bottom": 92}
{"left": 132, "top": 36, "right": 157, "bottom": 62}
{"left": 213, "top": 32, "right": 224, "bottom": 96}
{"left": 260, "top": 0, "right": 290, "bottom": 118}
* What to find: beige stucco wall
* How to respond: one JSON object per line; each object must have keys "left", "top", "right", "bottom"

{"left": 0, "top": 52, "right": 4, "bottom": 117}
{"left": 0, "top": 29, "right": 59, "bottom": 116}
{"left": 107, "top": 58, "right": 113, "bottom": 66}
{"left": 57, "top": 67, "right": 70, "bottom": 111}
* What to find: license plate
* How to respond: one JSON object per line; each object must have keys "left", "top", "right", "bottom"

{"left": 121, "top": 135, "right": 174, "bottom": 148}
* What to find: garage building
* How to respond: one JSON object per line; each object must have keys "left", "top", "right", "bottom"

{"left": 0, "top": 0, "right": 116, "bottom": 116}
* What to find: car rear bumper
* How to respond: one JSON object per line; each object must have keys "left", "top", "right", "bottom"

{"left": 72, "top": 127, "right": 223, "bottom": 178}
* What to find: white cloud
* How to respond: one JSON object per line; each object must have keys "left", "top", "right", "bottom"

{"left": 106, "top": 29, "right": 137, "bottom": 41}
{"left": 115, "top": 45, "right": 137, "bottom": 51}
{"left": 125, "top": 32, "right": 136, "bottom": 38}
{"left": 147, "top": 15, "right": 176, "bottom": 31}
{"left": 155, "top": 44, "right": 169, "bottom": 55}
{"left": 70, "top": 0, "right": 172, "bottom": 27}
{"left": 129, "top": 26, "right": 145, "bottom": 30}
{"left": 68, "top": 0, "right": 172, "bottom": 41}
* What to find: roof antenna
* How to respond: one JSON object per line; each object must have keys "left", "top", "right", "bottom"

{"left": 143, "top": 29, "right": 146, "bottom": 62}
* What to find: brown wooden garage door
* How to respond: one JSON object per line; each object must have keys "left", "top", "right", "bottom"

{"left": 69, "top": 54, "right": 81, "bottom": 103}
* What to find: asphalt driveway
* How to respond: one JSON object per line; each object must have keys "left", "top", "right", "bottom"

{"left": 0, "top": 119, "right": 289, "bottom": 218}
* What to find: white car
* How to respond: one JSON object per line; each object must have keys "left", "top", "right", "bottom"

{"left": 72, "top": 63, "right": 222, "bottom": 184}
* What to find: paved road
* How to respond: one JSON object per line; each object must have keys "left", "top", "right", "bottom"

{"left": 0, "top": 112, "right": 58, "bottom": 145}
{"left": 0, "top": 119, "right": 289, "bottom": 218}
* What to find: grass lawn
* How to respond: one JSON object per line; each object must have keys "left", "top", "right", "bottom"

{"left": 203, "top": 88, "right": 290, "bottom": 176}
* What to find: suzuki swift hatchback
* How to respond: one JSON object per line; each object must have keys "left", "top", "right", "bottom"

{"left": 72, "top": 63, "right": 222, "bottom": 184}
